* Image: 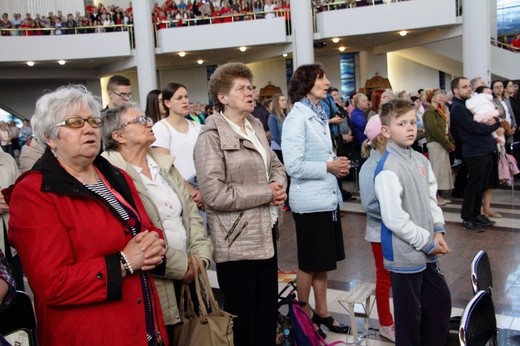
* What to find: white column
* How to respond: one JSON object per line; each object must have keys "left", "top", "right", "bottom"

{"left": 489, "top": 0, "right": 497, "bottom": 41}
{"left": 133, "top": 0, "right": 157, "bottom": 107}
{"left": 290, "top": 1, "right": 314, "bottom": 69}
{"left": 462, "top": 0, "right": 491, "bottom": 85}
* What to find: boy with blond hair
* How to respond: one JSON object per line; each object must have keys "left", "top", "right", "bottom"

{"left": 374, "top": 99, "right": 452, "bottom": 345}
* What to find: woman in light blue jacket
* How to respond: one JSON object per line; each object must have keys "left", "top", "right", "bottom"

{"left": 281, "top": 64, "right": 350, "bottom": 338}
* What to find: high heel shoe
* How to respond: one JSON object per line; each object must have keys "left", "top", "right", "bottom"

{"left": 312, "top": 313, "right": 350, "bottom": 334}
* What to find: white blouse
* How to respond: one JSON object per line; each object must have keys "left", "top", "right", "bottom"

{"left": 133, "top": 155, "right": 187, "bottom": 250}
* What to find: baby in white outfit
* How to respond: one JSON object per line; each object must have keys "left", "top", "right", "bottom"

{"left": 466, "top": 90, "right": 504, "bottom": 144}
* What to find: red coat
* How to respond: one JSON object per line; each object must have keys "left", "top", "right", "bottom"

{"left": 8, "top": 151, "right": 168, "bottom": 346}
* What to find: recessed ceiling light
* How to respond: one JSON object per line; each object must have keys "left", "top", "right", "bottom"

{"left": 178, "top": 51, "right": 186, "bottom": 57}
{"left": 27, "top": 61, "right": 35, "bottom": 67}
{"left": 197, "top": 59, "right": 204, "bottom": 65}
{"left": 58, "top": 60, "right": 66, "bottom": 65}
{"left": 283, "top": 53, "right": 288, "bottom": 57}
{"left": 239, "top": 46, "right": 247, "bottom": 52}
{"left": 332, "top": 37, "right": 340, "bottom": 43}
{"left": 399, "top": 30, "right": 407, "bottom": 37}
{"left": 338, "top": 46, "right": 346, "bottom": 52}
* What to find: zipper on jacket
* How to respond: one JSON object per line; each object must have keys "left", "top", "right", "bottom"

{"left": 228, "top": 222, "right": 248, "bottom": 248}
{"left": 224, "top": 211, "right": 244, "bottom": 240}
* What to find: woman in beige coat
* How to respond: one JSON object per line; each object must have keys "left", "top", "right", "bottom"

{"left": 101, "top": 103, "right": 213, "bottom": 345}
{"left": 194, "top": 62, "right": 287, "bottom": 346}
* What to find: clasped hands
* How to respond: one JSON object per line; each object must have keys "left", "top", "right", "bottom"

{"left": 430, "top": 233, "right": 451, "bottom": 256}
{"left": 122, "top": 230, "right": 166, "bottom": 273}
{"left": 327, "top": 156, "right": 350, "bottom": 178}
{"left": 269, "top": 182, "right": 287, "bottom": 206}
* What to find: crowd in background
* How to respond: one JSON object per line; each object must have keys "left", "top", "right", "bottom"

{"left": 0, "top": 0, "right": 440, "bottom": 35}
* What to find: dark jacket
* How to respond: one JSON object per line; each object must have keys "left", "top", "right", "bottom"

{"left": 450, "top": 97, "right": 500, "bottom": 157}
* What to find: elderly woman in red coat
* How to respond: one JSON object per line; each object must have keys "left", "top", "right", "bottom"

{"left": 8, "top": 85, "right": 168, "bottom": 346}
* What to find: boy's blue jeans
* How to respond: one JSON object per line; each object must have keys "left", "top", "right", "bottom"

{"left": 391, "top": 262, "right": 452, "bottom": 346}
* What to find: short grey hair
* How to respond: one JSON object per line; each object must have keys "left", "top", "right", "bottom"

{"left": 32, "top": 85, "right": 101, "bottom": 146}
{"left": 470, "top": 77, "right": 484, "bottom": 90}
{"left": 102, "top": 102, "right": 139, "bottom": 151}
{"left": 353, "top": 93, "right": 367, "bottom": 107}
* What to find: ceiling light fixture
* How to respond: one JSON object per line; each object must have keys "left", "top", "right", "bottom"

{"left": 197, "top": 59, "right": 204, "bottom": 65}
{"left": 338, "top": 46, "right": 346, "bottom": 52}
{"left": 399, "top": 30, "right": 407, "bottom": 37}
{"left": 58, "top": 60, "right": 66, "bottom": 65}
{"left": 178, "top": 51, "right": 186, "bottom": 57}
{"left": 27, "top": 61, "right": 35, "bottom": 67}
{"left": 283, "top": 53, "right": 288, "bottom": 57}
{"left": 239, "top": 46, "right": 247, "bottom": 52}
{"left": 332, "top": 37, "right": 340, "bottom": 43}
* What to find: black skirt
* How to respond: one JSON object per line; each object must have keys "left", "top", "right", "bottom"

{"left": 292, "top": 209, "right": 345, "bottom": 272}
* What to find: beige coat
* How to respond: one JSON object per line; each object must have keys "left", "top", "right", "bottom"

{"left": 102, "top": 149, "right": 213, "bottom": 326}
{"left": 194, "top": 112, "right": 286, "bottom": 263}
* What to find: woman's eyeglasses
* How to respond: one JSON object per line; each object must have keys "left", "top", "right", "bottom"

{"left": 119, "top": 115, "right": 153, "bottom": 129}
{"left": 55, "top": 116, "right": 103, "bottom": 128}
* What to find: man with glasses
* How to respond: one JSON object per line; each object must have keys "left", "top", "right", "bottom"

{"left": 449, "top": 77, "right": 500, "bottom": 232}
{"left": 102, "top": 75, "right": 133, "bottom": 117}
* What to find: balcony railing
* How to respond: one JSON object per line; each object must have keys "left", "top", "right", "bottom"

{"left": 492, "top": 37, "right": 520, "bottom": 53}
{"left": 0, "top": 24, "right": 135, "bottom": 47}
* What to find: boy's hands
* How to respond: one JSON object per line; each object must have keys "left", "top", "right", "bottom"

{"left": 430, "top": 233, "right": 450, "bottom": 256}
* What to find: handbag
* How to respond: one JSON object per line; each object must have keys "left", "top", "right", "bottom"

{"left": 174, "top": 256, "right": 235, "bottom": 346}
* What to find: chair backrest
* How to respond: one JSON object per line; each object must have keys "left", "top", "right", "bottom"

{"left": 0, "top": 290, "right": 37, "bottom": 339}
{"left": 471, "top": 250, "right": 493, "bottom": 295}
{"left": 459, "top": 290, "right": 497, "bottom": 346}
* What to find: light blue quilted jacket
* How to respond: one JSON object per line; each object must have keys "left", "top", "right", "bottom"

{"left": 281, "top": 102, "right": 343, "bottom": 213}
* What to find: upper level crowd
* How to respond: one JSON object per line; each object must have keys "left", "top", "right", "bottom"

{"left": 0, "top": 0, "right": 428, "bottom": 35}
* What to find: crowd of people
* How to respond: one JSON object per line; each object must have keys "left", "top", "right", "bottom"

{"left": 1, "top": 64, "right": 520, "bottom": 345}
{"left": 0, "top": 0, "right": 426, "bottom": 35}
{"left": 0, "top": 2, "right": 133, "bottom": 36}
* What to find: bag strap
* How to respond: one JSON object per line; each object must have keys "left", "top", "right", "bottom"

{"left": 190, "top": 256, "right": 222, "bottom": 322}
{"left": 178, "top": 281, "right": 196, "bottom": 318}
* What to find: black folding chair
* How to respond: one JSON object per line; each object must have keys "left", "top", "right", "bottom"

{"left": 459, "top": 290, "right": 497, "bottom": 346}
{"left": 0, "top": 290, "right": 37, "bottom": 345}
{"left": 471, "top": 250, "right": 493, "bottom": 296}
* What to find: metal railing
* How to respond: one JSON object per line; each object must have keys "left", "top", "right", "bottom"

{"left": 154, "top": 9, "right": 291, "bottom": 30}
{"left": 0, "top": 24, "right": 135, "bottom": 47}
{"left": 492, "top": 37, "right": 520, "bottom": 52}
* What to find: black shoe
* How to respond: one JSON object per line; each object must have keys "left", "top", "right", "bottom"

{"left": 462, "top": 220, "right": 484, "bottom": 233}
{"left": 474, "top": 215, "right": 496, "bottom": 226}
{"left": 312, "top": 313, "right": 349, "bottom": 334}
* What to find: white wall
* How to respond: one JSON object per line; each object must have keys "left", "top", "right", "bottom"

{"left": 317, "top": 54, "right": 341, "bottom": 90}
{"left": 0, "top": 32, "right": 132, "bottom": 62}
{"left": 316, "top": 0, "right": 457, "bottom": 39}
{"left": 387, "top": 52, "right": 442, "bottom": 92}
{"left": 159, "top": 67, "right": 210, "bottom": 104}
{"left": 248, "top": 59, "right": 289, "bottom": 98}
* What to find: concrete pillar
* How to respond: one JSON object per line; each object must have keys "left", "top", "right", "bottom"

{"left": 290, "top": 1, "right": 314, "bottom": 69}
{"left": 133, "top": 0, "right": 157, "bottom": 106}
{"left": 462, "top": 0, "right": 491, "bottom": 85}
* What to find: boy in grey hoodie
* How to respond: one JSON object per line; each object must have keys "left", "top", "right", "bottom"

{"left": 374, "top": 99, "right": 451, "bottom": 345}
